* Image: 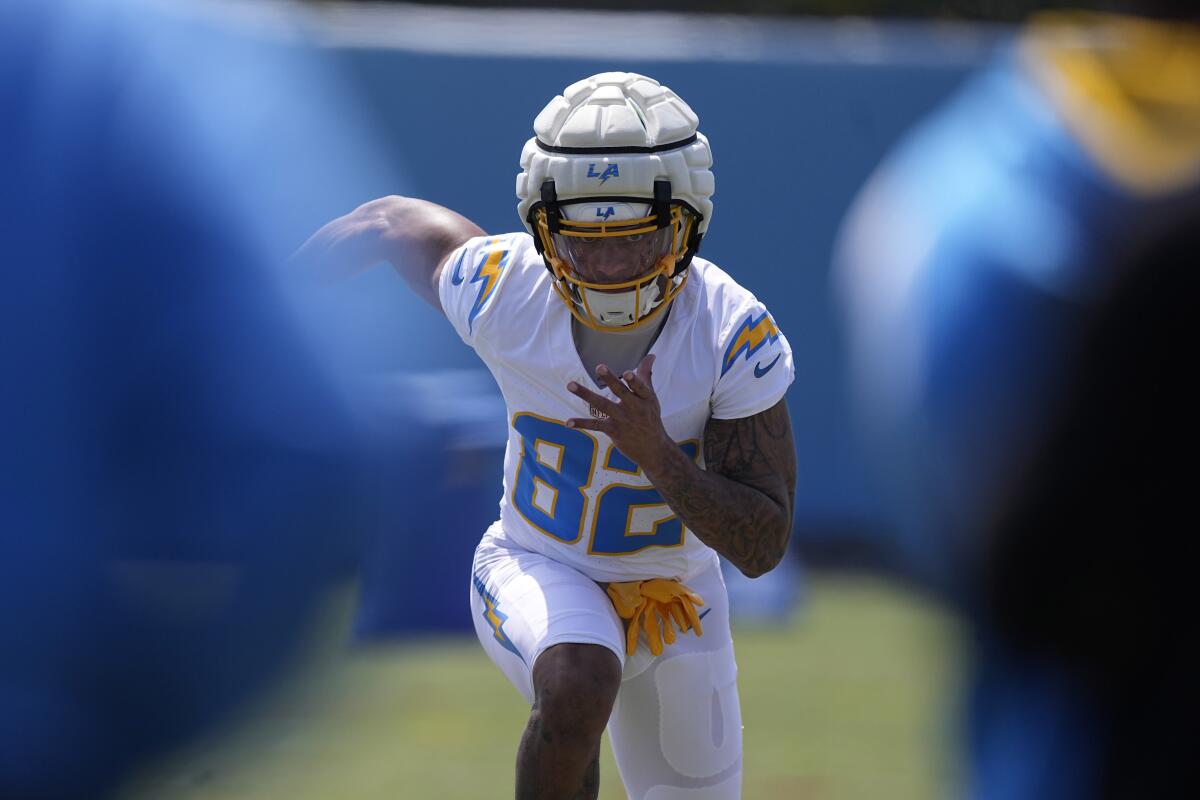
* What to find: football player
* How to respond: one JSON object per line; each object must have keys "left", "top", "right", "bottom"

{"left": 296, "top": 72, "right": 797, "bottom": 799}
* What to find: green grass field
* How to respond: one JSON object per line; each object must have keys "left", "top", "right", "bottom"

{"left": 120, "top": 575, "right": 959, "bottom": 800}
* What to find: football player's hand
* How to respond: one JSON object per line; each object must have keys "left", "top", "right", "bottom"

{"left": 566, "top": 354, "right": 674, "bottom": 471}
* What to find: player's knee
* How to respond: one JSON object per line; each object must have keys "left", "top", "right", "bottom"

{"left": 532, "top": 643, "right": 621, "bottom": 739}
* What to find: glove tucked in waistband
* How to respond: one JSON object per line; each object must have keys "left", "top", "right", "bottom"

{"left": 605, "top": 578, "right": 705, "bottom": 657}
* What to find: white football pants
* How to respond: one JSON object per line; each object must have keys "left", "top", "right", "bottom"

{"left": 469, "top": 525, "right": 743, "bottom": 799}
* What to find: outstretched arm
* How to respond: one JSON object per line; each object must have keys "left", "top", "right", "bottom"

{"left": 566, "top": 357, "right": 796, "bottom": 578}
{"left": 291, "top": 196, "right": 486, "bottom": 310}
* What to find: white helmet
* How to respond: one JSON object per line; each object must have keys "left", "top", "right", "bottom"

{"left": 516, "top": 72, "right": 715, "bottom": 331}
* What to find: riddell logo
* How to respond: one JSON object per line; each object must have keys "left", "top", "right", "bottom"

{"left": 587, "top": 163, "right": 619, "bottom": 184}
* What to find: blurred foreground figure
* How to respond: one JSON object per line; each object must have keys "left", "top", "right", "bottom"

{"left": 836, "top": 4, "right": 1199, "bottom": 799}
{"left": 0, "top": 2, "right": 389, "bottom": 797}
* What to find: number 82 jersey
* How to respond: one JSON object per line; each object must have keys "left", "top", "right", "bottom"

{"left": 439, "top": 232, "right": 794, "bottom": 583}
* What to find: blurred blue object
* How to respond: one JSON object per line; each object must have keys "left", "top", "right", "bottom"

{"left": 835, "top": 11, "right": 1200, "bottom": 800}
{"left": 352, "top": 370, "right": 508, "bottom": 638}
{"left": 0, "top": 1, "right": 413, "bottom": 797}
{"left": 836, "top": 46, "right": 1107, "bottom": 594}
{"left": 837, "top": 18, "right": 1200, "bottom": 596}
{"left": 720, "top": 555, "right": 805, "bottom": 626}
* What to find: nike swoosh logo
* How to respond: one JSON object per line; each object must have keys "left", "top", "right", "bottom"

{"left": 699, "top": 608, "right": 712, "bottom": 621}
{"left": 449, "top": 249, "right": 467, "bottom": 285}
{"left": 753, "top": 353, "right": 781, "bottom": 379}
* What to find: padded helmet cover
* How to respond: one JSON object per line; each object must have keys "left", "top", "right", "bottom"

{"left": 516, "top": 72, "right": 714, "bottom": 236}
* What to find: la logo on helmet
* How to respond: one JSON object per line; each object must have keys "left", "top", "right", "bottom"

{"left": 586, "top": 163, "right": 619, "bottom": 184}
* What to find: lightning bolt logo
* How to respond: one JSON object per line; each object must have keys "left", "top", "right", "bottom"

{"left": 721, "top": 311, "right": 781, "bottom": 376}
{"left": 467, "top": 248, "right": 510, "bottom": 333}
{"left": 473, "top": 575, "right": 523, "bottom": 662}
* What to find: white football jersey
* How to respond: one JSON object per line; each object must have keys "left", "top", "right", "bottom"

{"left": 439, "top": 232, "right": 794, "bottom": 583}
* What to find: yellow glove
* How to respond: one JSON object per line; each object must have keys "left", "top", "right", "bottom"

{"left": 605, "top": 578, "right": 705, "bottom": 657}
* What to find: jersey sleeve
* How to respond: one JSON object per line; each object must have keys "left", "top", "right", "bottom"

{"left": 710, "top": 301, "right": 795, "bottom": 420}
{"left": 437, "top": 233, "right": 523, "bottom": 348}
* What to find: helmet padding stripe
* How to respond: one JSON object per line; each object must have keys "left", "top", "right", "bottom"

{"left": 534, "top": 134, "right": 698, "bottom": 155}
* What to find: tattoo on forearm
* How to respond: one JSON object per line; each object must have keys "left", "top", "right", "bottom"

{"left": 650, "top": 399, "right": 797, "bottom": 577}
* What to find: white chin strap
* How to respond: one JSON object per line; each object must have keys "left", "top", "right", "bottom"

{"left": 580, "top": 282, "right": 664, "bottom": 328}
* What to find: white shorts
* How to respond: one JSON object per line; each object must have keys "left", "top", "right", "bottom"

{"left": 469, "top": 524, "right": 743, "bottom": 799}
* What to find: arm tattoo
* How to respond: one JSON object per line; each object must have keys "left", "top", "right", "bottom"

{"left": 646, "top": 399, "right": 797, "bottom": 577}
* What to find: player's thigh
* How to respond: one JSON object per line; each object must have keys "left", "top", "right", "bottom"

{"left": 608, "top": 559, "right": 743, "bottom": 799}
{"left": 468, "top": 532, "right": 625, "bottom": 705}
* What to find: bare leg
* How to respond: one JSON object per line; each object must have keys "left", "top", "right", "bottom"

{"left": 516, "top": 643, "right": 621, "bottom": 800}
{"left": 575, "top": 747, "right": 600, "bottom": 800}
